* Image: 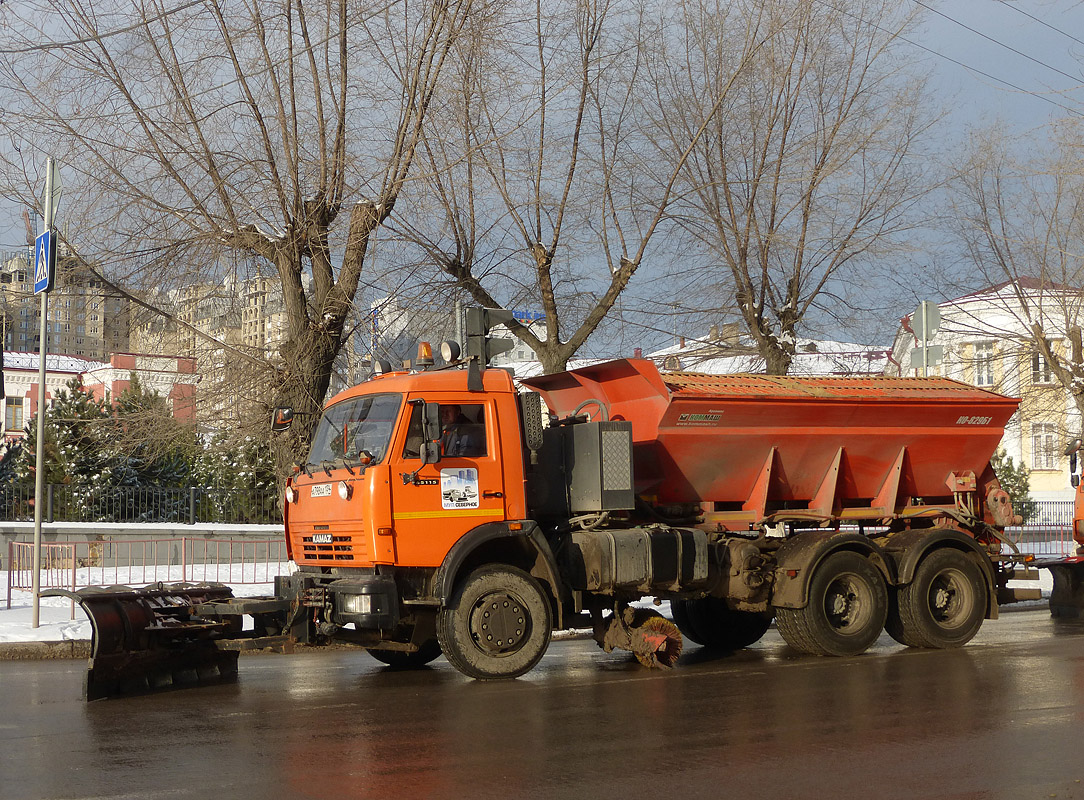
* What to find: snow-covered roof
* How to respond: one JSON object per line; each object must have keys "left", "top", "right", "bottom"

{"left": 499, "top": 337, "right": 890, "bottom": 382}
{"left": 647, "top": 336, "right": 891, "bottom": 376}
{"left": 502, "top": 359, "right": 602, "bottom": 383}
{"left": 3, "top": 352, "right": 107, "bottom": 374}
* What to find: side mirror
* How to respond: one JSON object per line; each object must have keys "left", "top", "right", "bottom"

{"left": 1073, "top": 474, "right": 1080, "bottom": 489}
{"left": 1071, "top": 453, "right": 1078, "bottom": 474}
{"left": 420, "top": 402, "right": 442, "bottom": 465}
{"left": 271, "top": 407, "right": 294, "bottom": 432}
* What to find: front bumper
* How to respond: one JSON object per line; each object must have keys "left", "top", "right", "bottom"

{"left": 327, "top": 575, "right": 400, "bottom": 629}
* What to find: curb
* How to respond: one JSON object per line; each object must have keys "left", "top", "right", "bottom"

{"left": 0, "top": 640, "right": 91, "bottom": 660}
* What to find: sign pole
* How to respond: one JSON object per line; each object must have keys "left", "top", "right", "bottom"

{"left": 921, "top": 302, "right": 929, "bottom": 378}
{"left": 31, "top": 157, "right": 58, "bottom": 629}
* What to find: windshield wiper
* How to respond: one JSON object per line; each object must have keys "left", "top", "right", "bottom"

{"left": 320, "top": 460, "right": 334, "bottom": 477}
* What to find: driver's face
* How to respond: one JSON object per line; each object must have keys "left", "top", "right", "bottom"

{"left": 441, "top": 406, "right": 458, "bottom": 425}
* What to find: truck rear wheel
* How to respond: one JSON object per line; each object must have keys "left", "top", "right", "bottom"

{"left": 885, "top": 548, "right": 986, "bottom": 649}
{"left": 368, "top": 639, "right": 443, "bottom": 668}
{"left": 437, "top": 565, "right": 552, "bottom": 679}
{"left": 776, "top": 551, "right": 887, "bottom": 656}
{"left": 670, "top": 598, "right": 773, "bottom": 650}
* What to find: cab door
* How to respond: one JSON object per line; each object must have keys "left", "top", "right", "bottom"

{"left": 388, "top": 397, "right": 507, "bottom": 567}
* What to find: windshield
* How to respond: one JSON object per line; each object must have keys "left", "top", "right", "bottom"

{"left": 308, "top": 393, "right": 402, "bottom": 465}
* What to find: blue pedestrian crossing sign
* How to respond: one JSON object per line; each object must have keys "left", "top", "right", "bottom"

{"left": 34, "top": 230, "right": 56, "bottom": 294}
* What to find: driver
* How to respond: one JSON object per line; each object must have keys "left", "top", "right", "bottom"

{"left": 441, "top": 405, "right": 483, "bottom": 457}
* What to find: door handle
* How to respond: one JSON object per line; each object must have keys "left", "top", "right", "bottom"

{"left": 483, "top": 490, "right": 503, "bottom": 499}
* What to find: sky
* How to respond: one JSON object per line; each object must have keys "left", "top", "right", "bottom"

{"left": 4, "top": 1, "right": 1082, "bottom": 244}
{"left": 914, "top": 0, "right": 1084, "bottom": 135}
{"left": 3, "top": 1, "right": 1084, "bottom": 355}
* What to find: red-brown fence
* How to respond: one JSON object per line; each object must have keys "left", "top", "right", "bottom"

{"left": 5, "top": 538, "right": 292, "bottom": 612}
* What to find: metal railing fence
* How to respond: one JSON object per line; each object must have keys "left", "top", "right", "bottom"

{"left": 0, "top": 484, "right": 282, "bottom": 525}
{"left": 1006, "top": 500, "right": 1077, "bottom": 558}
{"left": 5, "top": 537, "right": 292, "bottom": 613}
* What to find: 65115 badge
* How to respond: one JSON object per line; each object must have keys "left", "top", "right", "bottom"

{"left": 441, "top": 467, "right": 479, "bottom": 509}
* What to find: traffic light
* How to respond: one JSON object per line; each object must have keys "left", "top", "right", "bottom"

{"left": 465, "top": 307, "right": 515, "bottom": 363}
{"left": 465, "top": 307, "right": 515, "bottom": 391}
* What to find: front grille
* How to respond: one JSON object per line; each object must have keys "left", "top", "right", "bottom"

{"left": 301, "top": 534, "right": 354, "bottom": 561}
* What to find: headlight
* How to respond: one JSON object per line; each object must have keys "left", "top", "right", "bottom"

{"left": 285, "top": 485, "right": 296, "bottom": 503}
{"left": 340, "top": 593, "right": 371, "bottom": 615}
{"left": 338, "top": 481, "right": 353, "bottom": 500}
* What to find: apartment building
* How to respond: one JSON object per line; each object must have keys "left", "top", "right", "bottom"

{"left": 888, "top": 280, "right": 1082, "bottom": 502}
{"left": 0, "top": 249, "right": 130, "bottom": 360}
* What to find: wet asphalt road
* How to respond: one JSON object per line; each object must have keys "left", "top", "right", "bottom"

{"left": 2, "top": 610, "right": 1084, "bottom": 800}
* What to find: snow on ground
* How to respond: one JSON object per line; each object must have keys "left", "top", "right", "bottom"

{"left": 0, "top": 563, "right": 290, "bottom": 643}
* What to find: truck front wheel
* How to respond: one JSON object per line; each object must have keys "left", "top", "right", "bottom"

{"left": 437, "top": 565, "right": 552, "bottom": 679}
{"left": 885, "top": 548, "right": 986, "bottom": 649}
{"left": 776, "top": 551, "right": 888, "bottom": 657}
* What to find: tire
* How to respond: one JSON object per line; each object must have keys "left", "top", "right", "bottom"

{"left": 776, "top": 551, "right": 888, "bottom": 657}
{"left": 669, "top": 599, "right": 706, "bottom": 645}
{"left": 437, "top": 565, "right": 552, "bottom": 679}
{"left": 885, "top": 548, "right": 987, "bottom": 649}
{"left": 672, "top": 597, "right": 772, "bottom": 650}
{"left": 368, "top": 638, "right": 443, "bottom": 669}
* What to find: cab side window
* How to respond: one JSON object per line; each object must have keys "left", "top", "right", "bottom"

{"left": 401, "top": 403, "right": 488, "bottom": 458}
{"left": 401, "top": 404, "right": 425, "bottom": 459}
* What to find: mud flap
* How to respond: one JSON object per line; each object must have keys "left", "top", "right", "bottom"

{"left": 42, "top": 583, "right": 241, "bottom": 700}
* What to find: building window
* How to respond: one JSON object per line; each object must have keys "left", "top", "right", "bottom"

{"left": 1032, "top": 422, "right": 1058, "bottom": 470}
{"left": 1032, "top": 352, "right": 1054, "bottom": 384}
{"left": 974, "top": 342, "right": 995, "bottom": 386}
{"left": 5, "top": 397, "right": 23, "bottom": 432}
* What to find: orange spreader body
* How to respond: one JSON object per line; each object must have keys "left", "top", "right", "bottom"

{"left": 524, "top": 359, "right": 1019, "bottom": 523}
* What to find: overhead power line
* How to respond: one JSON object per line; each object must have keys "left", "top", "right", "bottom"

{"left": 994, "top": 0, "right": 1084, "bottom": 51}
{"left": 910, "top": 0, "right": 1084, "bottom": 88}
{"left": 817, "top": 0, "right": 1084, "bottom": 118}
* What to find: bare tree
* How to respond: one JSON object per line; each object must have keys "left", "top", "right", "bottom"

{"left": 0, "top": 0, "right": 473, "bottom": 473}
{"left": 658, "top": 0, "right": 933, "bottom": 374}
{"left": 393, "top": 0, "right": 764, "bottom": 373}
{"left": 952, "top": 124, "right": 1084, "bottom": 437}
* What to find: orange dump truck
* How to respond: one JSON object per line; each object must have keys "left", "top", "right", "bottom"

{"left": 54, "top": 310, "right": 1039, "bottom": 698}
{"left": 1035, "top": 440, "right": 1084, "bottom": 616}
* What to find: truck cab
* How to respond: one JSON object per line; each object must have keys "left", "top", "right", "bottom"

{"left": 271, "top": 359, "right": 562, "bottom": 676}
{"left": 282, "top": 365, "right": 529, "bottom": 570}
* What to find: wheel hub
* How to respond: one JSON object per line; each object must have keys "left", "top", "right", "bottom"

{"left": 469, "top": 591, "right": 529, "bottom": 655}
{"left": 825, "top": 576, "right": 870, "bottom": 634}
{"left": 929, "top": 572, "right": 965, "bottom": 623}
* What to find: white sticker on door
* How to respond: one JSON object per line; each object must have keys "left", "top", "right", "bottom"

{"left": 441, "top": 467, "right": 479, "bottom": 509}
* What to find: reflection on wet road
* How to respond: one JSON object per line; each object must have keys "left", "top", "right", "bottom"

{"left": 2, "top": 610, "right": 1084, "bottom": 800}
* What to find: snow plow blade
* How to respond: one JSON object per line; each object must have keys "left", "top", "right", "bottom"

{"left": 42, "top": 583, "right": 241, "bottom": 701}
